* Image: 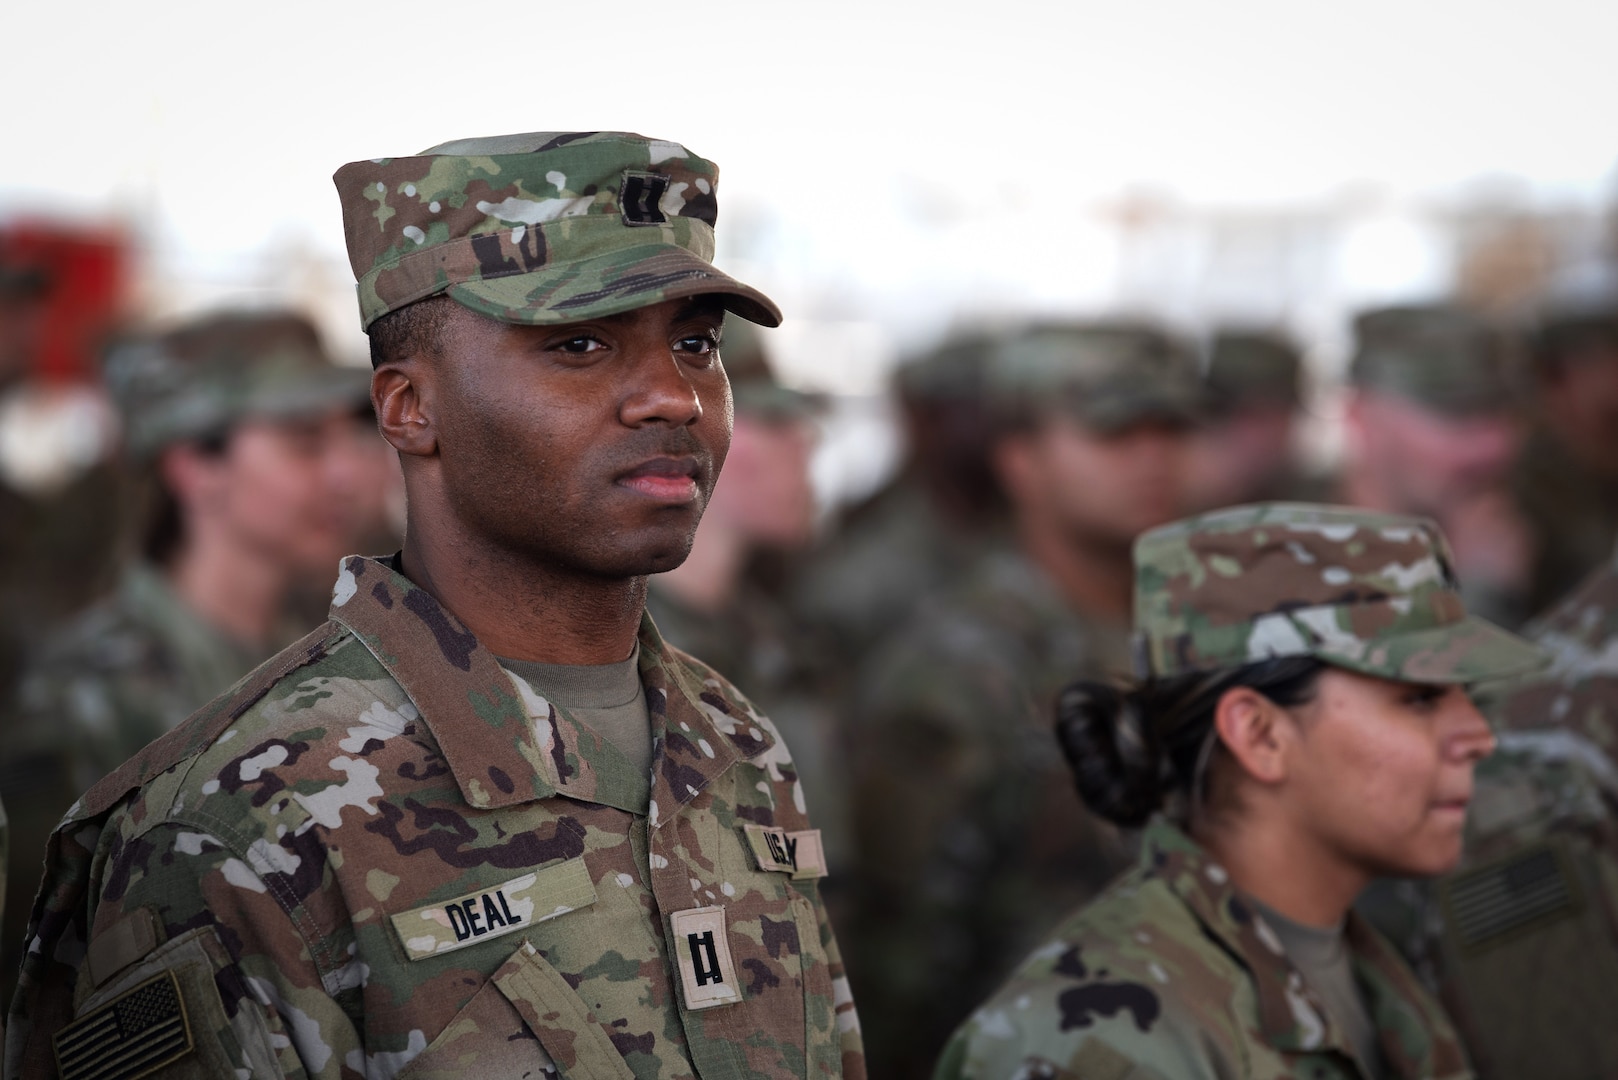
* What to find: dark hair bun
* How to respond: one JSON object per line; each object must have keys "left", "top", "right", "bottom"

{"left": 1054, "top": 679, "right": 1164, "bottom": 827}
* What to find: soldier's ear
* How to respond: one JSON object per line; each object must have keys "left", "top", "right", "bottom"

{"left": 373, "top": 364, "right": 436, "bottom": 458}
{"left": 1213, "top": 686, "right": 1290, "bottom": 787}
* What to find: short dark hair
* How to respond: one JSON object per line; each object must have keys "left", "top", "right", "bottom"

{"left": 367, "top": 295, "right": 458, "bottom": 370}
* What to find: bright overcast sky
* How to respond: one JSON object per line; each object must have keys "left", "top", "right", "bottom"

{"left": 4, "top": 0, "right": 1615, "bottom": 361}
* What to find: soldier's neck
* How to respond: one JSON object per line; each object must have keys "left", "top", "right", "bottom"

{"left": 165, "top": 536, "right": 287, "bottom": 649}
{"left": 1020, "top": 522, "right": 1134, "bottom": 623}
{"left": 1195, "top": 814, "right": 1367, "bottom": 930}
{"left": 398, "top": 529, "right": 644, "bottom": 666}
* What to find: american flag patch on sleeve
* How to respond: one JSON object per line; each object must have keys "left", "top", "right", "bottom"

{"left": 53, "top": 969, "right": 194, "bottom": 1080}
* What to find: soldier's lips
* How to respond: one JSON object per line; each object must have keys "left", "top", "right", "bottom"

{"left": 1430, "top": 795, "right": 1471, "bottom": 817}
{"left": 618, "top": 457, "right": 701, "bottom": 503}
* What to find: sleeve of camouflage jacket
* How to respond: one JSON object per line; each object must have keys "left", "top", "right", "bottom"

{"left": 83, "top": 819, "right": 352, "bottom": 1078}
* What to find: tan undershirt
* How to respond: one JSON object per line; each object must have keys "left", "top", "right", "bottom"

{"left": 1249, "top": 897, "right": 1386, "bottom": 1079}
{"left": 499, "top": 647, "right": 652, "bottom": 809}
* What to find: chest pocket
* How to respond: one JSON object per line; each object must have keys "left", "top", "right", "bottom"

{"left": 398, "top": 938, "right": 633, "bottom": 1080}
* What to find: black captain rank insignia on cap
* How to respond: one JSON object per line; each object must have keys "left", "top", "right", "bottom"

{"left": 621, "top": 172, "right": 672, "bottom": 225}
{"left": 54, "top": 969, "right": 194, "bottom": 1080}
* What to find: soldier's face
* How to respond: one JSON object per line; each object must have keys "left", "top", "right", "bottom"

{"left": 420, "top": 298, "right": 732, "bottom": 577}
{"left": 703, "top": 413, "right": 818, "bottom": 548}
{"left": 998, "top": 414, "right": 1189, "bottom": 550}
{"left": 182, "top": 409, "right": 373, "bottom": 577}
{"left": 1282, "top": 667, "right": 1493, "bottom": 880}
{"left": 1352, "top": 392, "right": 1523, "bottom": 512}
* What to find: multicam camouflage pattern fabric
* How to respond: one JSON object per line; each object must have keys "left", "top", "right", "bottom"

{"left": 1356, "top": 726, "right": 1618, "bottom": 1079}
{"left": 1133, "top": 503, "right": 1547, "bottom": 685}
{"left": 1349, "top": 305, "right": 1521, "bottom": 415}
{"left": 986, "top": 320, "right": 1202, "bottom": 433}
{"left": 103, "top": 310, "right": 371, "bottom": 460}
{"left": 333, "top": 131, "right": 780, "bottom": 330}
{"left": 0, "top": 563, "right": 265, "bottom": 1009}
{"left": 644, "top": 583, "right": 852, "bottom": 885}
{"left": 7, "top": 556, "right": 863, "bottom": 1079}
{"left": 1490, "top": 545, "right": 1618, "bottom": 750}
{"left": 848, "top": 547, "right": 1135, "bottom": 1078}
{"left": 935, "top": 819, "right": 1472, "bottom": 1080}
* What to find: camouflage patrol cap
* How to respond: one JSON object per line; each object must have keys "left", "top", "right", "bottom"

{"left": 333, "top": 131, "right": 781, "bottom": 331}
{"left": 1205, "top": 330, "right": 1302, "bottom": 410}
{"left": 1132, "top": 502, "right": 1547, "bottom": 685}
{"left": 105, "top": 310, "right": 371, "bottom": 459}
{"left": 893, "top": 331, "right": 993, "bottom": 404}
{"left": 988, "top": 320, "right": 1202, "bottom": 432}
{"left": 1350, "top": 304, "right": 1520, "bottom": 415}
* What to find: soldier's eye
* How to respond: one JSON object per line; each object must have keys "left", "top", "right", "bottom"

{"left": 677, "top": 333, "right": 721, "bottom": 360}
{"left": 1401, "top": 685, "right": 1447, "bottom": 711}
{"left": 553, "top": 335, "right": 604, "bottom": 354}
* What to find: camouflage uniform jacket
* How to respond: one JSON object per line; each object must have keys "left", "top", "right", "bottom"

{"left": 848, "top": 547, "right": 1134, "bottom": 1075}
{"left": 6, "top": 555, "right": 864, "bottom": 1080}
{"left": 644, "top": 583, "right": 852, "bottom": 880}
{"left": 935, "top": 820, "right": 1472, "bottom": 1080}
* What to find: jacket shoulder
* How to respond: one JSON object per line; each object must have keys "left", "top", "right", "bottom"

{"left": 947, "top": 873, "right": 1251, "bottom": 1079}
{"left": 70, "top": 620, "right": 374, "bottom": 824}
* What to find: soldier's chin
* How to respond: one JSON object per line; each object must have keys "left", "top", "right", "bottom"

{"left": 631, "top": 537, "right": 700, "bottom": 577}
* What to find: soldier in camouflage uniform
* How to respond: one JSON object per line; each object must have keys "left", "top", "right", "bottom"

{"left": 0, "top": 310, "right": 372, "bottom": 1008}
{"left": 6, "top": 132, "right": 863, "bottom": 1080}
{"left": 937, "top": 502, "right": 1547, "bottom": 1079}
{"left": 790, "top": 330, "right": 1008, "bottom": 664}
{"left": 1514, "top": 306, "right": 1618, "bottom": 616}
{"left": 1333, "top": 304, "right": 1535, "bottom": 629}
{"left": 1184, "top": 328, "right": 1309, "bottom": 512}
{"left": 1356, "top": 542, "right": 1618, "bottom": 1078}
{"left": 848, "top": 321, "right": 1200, "bottom": 1076}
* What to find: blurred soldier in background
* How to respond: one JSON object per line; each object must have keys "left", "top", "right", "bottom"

{"left": 847, "top": 320, "right": 1199, "bottom": 1076}
{"left": 0, "top": 309, "right": 372, "bottom": 1002}
{"left": 1358, "top": 542, "right": 1618, "bottom": 1078}
{"left": 791, "top": 330, "right": 1006, "bottom": 662}
{"left": 647, "top": 320, "right": 855, "bottom": 896}
{"left": 1334, "top": 304, "right": 1535, "bottom": 628}
{"left": 1515, "top": 305, "right": 1618, "bottom": 616}
{"left": 1184, "top": 328, "right": 1309, "bottom": 512}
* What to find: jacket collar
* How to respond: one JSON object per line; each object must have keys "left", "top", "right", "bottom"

{"left": 328, "top": 555, "right": 776, "bottom": 820}
{"left": 1143, "top": 819, "right": 1467, "bottom": 1077}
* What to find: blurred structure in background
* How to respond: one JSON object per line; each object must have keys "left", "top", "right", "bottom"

{"left": 0, "top": 220, "right": 129, "bottom": 732}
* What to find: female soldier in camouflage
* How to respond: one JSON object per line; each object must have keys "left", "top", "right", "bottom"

{"left": 935, "top": 502, "right": 1546, "bottom": 1080}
